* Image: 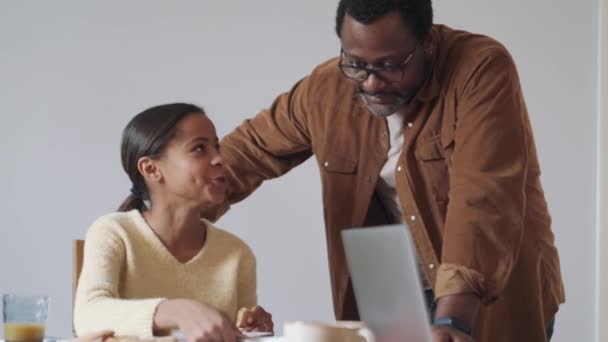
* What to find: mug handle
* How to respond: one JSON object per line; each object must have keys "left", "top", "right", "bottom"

{"left": 357, "top": 327, "right": 376, "bottom": 342}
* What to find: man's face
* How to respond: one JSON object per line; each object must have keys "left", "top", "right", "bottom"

{"left": 339, "top": 11, "right": 428, "bottom": 117}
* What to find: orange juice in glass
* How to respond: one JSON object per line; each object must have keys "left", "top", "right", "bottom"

{"left": 2, "top": 295, "right": 49, "bottom": 342}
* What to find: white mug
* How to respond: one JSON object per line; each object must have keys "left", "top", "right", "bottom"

{"left": 284, "top": 321, "right": 375, "bottom": 342}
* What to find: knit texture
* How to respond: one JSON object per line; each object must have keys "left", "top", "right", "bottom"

{"left": 73, "top": 210, "right": 257, "bottom": 337}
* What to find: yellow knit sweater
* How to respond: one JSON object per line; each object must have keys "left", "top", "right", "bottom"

{"left": 73, "top": 210, "right": 257, "bottom": 338}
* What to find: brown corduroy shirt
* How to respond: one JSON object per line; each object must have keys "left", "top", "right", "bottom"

{"left": 207, "top": 25, "right": 565, "bottom": 341}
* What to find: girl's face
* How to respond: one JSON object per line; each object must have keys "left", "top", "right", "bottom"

{"left": 148, "top": 113, "right": 227, "bottom": 208}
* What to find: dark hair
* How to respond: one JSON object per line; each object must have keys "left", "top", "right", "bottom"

{"left": 117, "top": 103, "right": 205, "bottom": 212}
{"left": 335, "top": 0, "right": 433, "bottom": 42}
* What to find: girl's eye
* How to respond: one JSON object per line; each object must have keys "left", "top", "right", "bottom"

{"left": 194, "top": 144, "right": 206, "bottom": 153}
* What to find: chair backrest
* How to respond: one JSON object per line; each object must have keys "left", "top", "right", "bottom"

{"left": 72, "top": 239, "right": 84, "bottom": 334}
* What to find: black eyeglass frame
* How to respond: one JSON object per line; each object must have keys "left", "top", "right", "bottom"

{"left": 338, "top": 44, "right": 418, "bottom": 83}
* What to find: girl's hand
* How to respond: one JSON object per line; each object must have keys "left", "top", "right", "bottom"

{"left": 236, "top": 305, "right": 274, "bottom": 334}
{"left": 155, "top": 299, "right": 245, "bottom": 342}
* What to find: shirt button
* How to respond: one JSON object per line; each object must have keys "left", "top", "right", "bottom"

{"left": 324, "top": 161, "right": 329, "bottom": 167}
{"left": 429, "top": 263, "right": 435, "bottom": 270}
{"left": 407, "top": 122, "right": 414, "bottom": 128}
{"left": 410, "top": 215, "right": 416, "bottom": 221}
{"left": 397, "top": 166, "right": 402, "bottom": 172}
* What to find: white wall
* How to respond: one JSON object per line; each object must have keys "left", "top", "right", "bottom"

{"left": 597, "top": 0, "right": 608, "bottom": 340}
{"left": 0, "top": 1, "right": 598, "bottom": 341}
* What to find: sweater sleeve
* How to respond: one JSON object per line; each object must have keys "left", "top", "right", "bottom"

{"left": 73, "top": 217, "right": 166, "bottom": 337}
{"left": 236, "top": 246, "right": 257, "bottom": 312}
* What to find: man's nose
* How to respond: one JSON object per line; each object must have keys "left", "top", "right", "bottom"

{"left": 361, "top": 72, "right": 387, "bottom": 94}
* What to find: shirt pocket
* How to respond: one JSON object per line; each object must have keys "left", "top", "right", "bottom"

{"left": 318, "top": 152, "right": 358, "bottom": 218}
{"left": 414, "top": 135, "right": 450, "bottom": 202}
{"left": 320, "top": 152, "right": 357, "bottom": 174}
{"left": 415, "top": 137, "right": 445, "bottom": 161}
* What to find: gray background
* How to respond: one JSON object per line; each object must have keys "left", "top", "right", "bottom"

{"left": 0, "top": 1, "right": 599, "bottom": 341}
{"left": 598, "top": 0, "right": 608, "bottom": 340}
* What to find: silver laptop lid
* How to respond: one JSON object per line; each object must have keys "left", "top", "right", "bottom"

{"left": 341, "top": 225, "right": 431, "bottom": 342}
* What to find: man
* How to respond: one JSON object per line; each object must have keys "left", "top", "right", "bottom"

{"left": 207, "top": 0, "right": 565, "bottom": 341}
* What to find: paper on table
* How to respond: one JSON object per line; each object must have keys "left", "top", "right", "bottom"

{"left": 239, "top": 337, "right": 283, "bottom": 342}
{"left": 172, "top": 330, "right": 278, "bottom": 341}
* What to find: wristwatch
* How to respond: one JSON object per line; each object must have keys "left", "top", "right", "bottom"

{"left": 432, "top": 317, "right": 473, "bottom": 336}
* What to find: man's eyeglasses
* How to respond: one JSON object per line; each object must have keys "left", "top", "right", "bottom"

{"left": 338, "top": 45, "right": 418, "bottom": 83}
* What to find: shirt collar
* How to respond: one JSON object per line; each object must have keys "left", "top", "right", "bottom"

{"left": 414, "top": 27, "right": 440, "bottom": 102}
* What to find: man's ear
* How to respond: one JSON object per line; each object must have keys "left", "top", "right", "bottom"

{"left": 137, "top": 156, "right": 163, "bottom": 184}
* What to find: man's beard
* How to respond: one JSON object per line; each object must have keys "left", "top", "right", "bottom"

{"left": 357, "top": 88, "right": 417, "bottom": 117}
{"left": 357, "top": 57, "right": 430, "bottom": 118}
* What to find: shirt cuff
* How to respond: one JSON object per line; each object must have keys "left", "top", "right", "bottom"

{"left": 434, "top": 263, "right": 497, "bottom": 304}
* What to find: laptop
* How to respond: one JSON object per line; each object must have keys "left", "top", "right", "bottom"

{"left": 341, "top": 225, "right": 432, "bottom": 341}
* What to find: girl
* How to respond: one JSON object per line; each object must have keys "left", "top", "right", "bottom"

{"left": 74, "top": 103, "right": 273, "bottom": 342}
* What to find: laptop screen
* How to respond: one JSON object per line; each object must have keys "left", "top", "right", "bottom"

{"left": 342, "top": 225, "right": 432, "bottom": 341}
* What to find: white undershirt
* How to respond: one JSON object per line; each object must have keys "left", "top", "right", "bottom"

{"left": 376, "top": 113, "right": 406, "bottom": 223}
{"left": 376, "top": 114, "right": 431, "bottom": 289}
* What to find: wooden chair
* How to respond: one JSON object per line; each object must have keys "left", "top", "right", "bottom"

{"left": 73, "top": 240, "right": 85, "bottom": 334}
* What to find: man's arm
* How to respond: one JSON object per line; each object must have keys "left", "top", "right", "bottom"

{"left": 202, "top": 74, "right": 317, "bottom": 221}
{"left": 434, "top": 46, "right": 530, "bottom": 323}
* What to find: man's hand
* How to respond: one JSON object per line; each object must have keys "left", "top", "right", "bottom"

{"left": 432, "top": 293, "right": 480, "bottom": 341}
{"left": 431, "top": 325, "right": 473, "bottom": 342}
{"left": 236, "top": 305, "right": 274, "bottom": 334}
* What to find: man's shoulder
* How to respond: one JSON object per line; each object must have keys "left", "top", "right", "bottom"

{"left": 434, "top": 24, "right": 510, "bottom": 57}
{"left": 433, "top": 24, "right": 516, "bottom": 86}
{"left": 307, "top": 56, "right": 347, "bottom": 86}
{"left": 298, "top": 56, "right": 359, "bottom": 111}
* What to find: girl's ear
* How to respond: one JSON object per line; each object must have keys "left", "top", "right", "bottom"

{"left": 137, "top": 156, "right": 163, "bottom": 184}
